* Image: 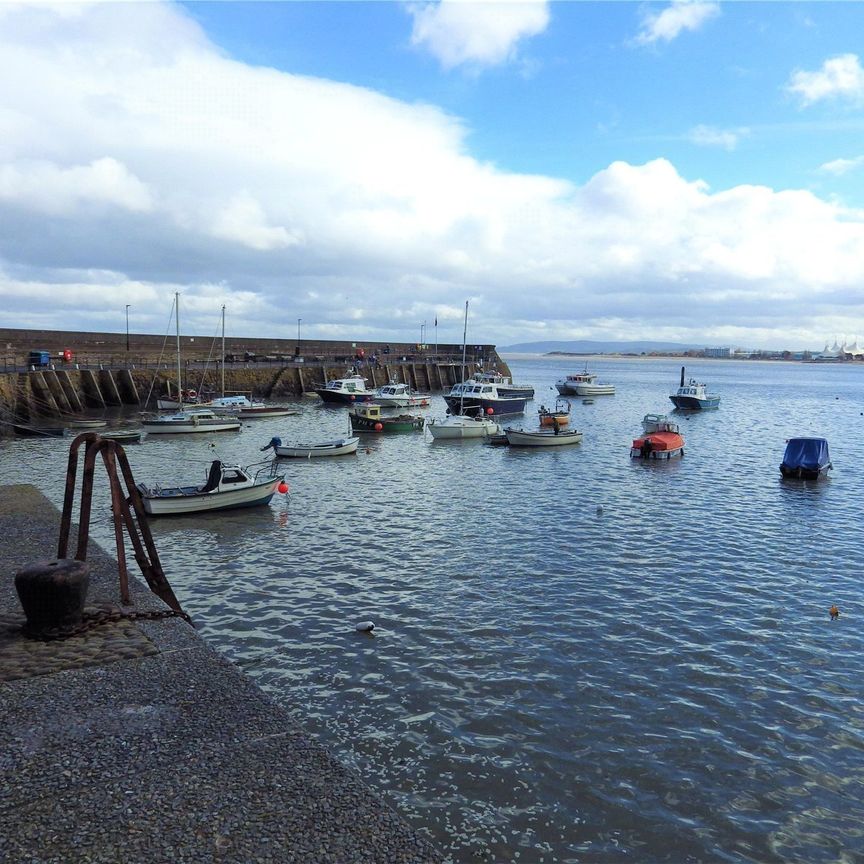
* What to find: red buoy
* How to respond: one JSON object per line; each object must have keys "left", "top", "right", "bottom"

{"left": 486, "top": 407, "right": 494, "bottom": 415}
{"left": 277, "top": 481, "right": 289, "bottom": 494}
{"left": 374, "top": 422, "right": 383, "bottom": 431}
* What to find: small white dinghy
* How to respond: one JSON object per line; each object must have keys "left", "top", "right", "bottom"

{"left": 504, "top": 427, "right": 583, "bottom": 448}
{"left": 261, "top": 436, "right": 360, "bottom": 458}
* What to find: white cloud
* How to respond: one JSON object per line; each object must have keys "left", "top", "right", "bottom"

{"left": 787, "top": 54, "right": 864, "bottom": 106}
{"left": 635, "top": 1, "right": 720, "bottom": 46}
{"left": 408, "top": 0, "right": 550, "bottom": 70}
{"left": 1, "top": 2, "right": 863, "bottom": 349}
{"left": 0, "top": 157, "right": 152, "bottom": 215}
{"left": 688, "top": 125, "right": 749, "bottom": 151}
{"left": 819, "top": 155, "right": 864, "bottom": 177}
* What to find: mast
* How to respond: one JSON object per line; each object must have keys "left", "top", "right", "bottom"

{"left": 460, "top": 300, "right": 468, "bottom": 415}
{"left": 221, "top": 304, "right": 226, "bottom": 398}
{"left": 175, "top": 292, "right": 182, "bottom": 408}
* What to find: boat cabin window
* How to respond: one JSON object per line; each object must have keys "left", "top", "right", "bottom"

{"left": 482, "top": 386, "right": 493, "bottom": 393}
{"left": 221, "top": 470, "right": 246, "bottom": 484}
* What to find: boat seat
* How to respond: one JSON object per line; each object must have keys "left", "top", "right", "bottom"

{"left": 198, "top": 460, "right": 223, "bottom": 493}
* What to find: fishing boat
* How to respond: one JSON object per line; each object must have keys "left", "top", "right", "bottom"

{"left": 504, "top": 427, "right": 583, "bottom": 447}
{"left": 630, "top": 414, "right": 685, "bottom": 460}
{"left": 427, "top": 301, "right": 503, "bottom": 440}
{"left": 100, "top": 429, "right": 143, "bottom": 444}
{"left": 12, "top": 423, "right": 65, "bottom": 438}
{"left": 262, "top": 436, "right": 360, "bottom": 458}
{"left": 470, "top": 370, "right": 534, "bottom": 400}
{"left": 315, "top": 375, "right": 376, "bottom": 405}
{"left": 538, "top": 399, "right": 570, "bottom": 428}
{"left": 443, "top": 379, "right": 528, "bottom": 416}
{"left": 135, "top": 459, "right": 286, "bottom": 516}
{"left": 349, "top": 404, "right": 424, "bottom": 433}
{"left": 237, "top": 405, "right": 297, "bottom": 419}
{"left": 373, "top": 382, "right": 431, "bottom": 408}
{"left": 779, "top": 437, "right": 832, "bottom": 480}
{"left": 66, "top": 419, "right": 108, "bottom": 429}
{"left": 670, "top": 367, "right": 720, "bottom": 410}
{"left": 555, "top": 368, "right": 614, "bottom": 396}
{"left": 141, "top": 408, "right": 241, "bottom": 435}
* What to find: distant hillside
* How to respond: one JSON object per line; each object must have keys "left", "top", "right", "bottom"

{"left": 499, "top": 340, "right": 699, "bottom": 355}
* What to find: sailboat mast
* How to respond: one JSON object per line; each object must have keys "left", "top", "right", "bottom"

{"left": 460, "top": 300, "right": 468, "bottom": 414}
{"left": 175, "top": 292, "right": 182, "bottom": 408}
{"left": 221, "top": 304, "right": 226, "bottom": 398}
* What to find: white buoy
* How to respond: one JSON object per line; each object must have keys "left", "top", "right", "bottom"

{"left": 355, "top": 621, "right": 375, "bottom": 632}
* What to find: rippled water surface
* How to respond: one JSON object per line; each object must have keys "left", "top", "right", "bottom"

{"left": 3, "top": 357, "right": 864, "bottom": 863}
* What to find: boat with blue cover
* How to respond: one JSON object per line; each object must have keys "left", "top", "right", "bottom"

{"left": 780, "top": 437, "right": 832, "bottom": 480}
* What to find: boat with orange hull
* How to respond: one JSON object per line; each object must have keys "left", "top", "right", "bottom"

{"left": 630, "top": 414, "right": 684, "bottom": 460}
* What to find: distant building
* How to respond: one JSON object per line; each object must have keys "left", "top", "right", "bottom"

{"left": 704, "top": 347, "right": 731, "bottom": 358}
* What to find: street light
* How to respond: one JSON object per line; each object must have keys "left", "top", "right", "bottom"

{"left": 125, "top": 305, "right": 130, "bottom": 355}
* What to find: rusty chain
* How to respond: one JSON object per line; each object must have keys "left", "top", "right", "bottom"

{"left": 22, "top": 604, "right": 193, "bottom": 642}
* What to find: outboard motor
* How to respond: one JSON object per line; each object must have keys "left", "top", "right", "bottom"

{"left": 261, "top": 436, "right": 282, "bottom": 452}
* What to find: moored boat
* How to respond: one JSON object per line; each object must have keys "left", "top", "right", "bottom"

{"left": 349, "top": 404, "right": 424, "bottom": 433}
{"left": 141, "top": 408, "right": 242, "bottom": 435}
{"left": 66, "top": 419, "right": 108, "bottom": 429}
{"left": 538, "top": 399, "right": 570, "bottom": 428}
{"left": 630, "top": 414, "right": 685, "bottom": 460}
{"left": 237, "top": 405, "right": 297, "bottom": 419}
{"left": 555, "top": 368, "right": 614, "bottom": 396}
{"left": 373, "top": 382, "right": 431, "bottom": 408}
{"left": 262, "top": 436, "right": 360, "bottom": 458}
{"left": 136, "top": 459, "right": 286, "bottom": 515}
{"left": 779, "top": 437, "right": 832, "bottom": 480}
{"left": 470, "top": 370, "right": 534, "bottom": 400}
{"left": 12, "top": 423, "right": 65, "bottom": 438}
{"left": 100, "top": 429, "right": 143, "bottom": 444}
{"left": 426, "top": 414, "right": 502, "bottom": 440}
{"left": 504, "top": 427, "right": 583, "bottom": 447}
{"left": 443, "top": 379, "right": 528, "bottom": 416}
{"left": 670, "top": 367, "right": 720, "bottom": 410}
{"left": 315, "top": 375, "right": 376, "bottom": 405}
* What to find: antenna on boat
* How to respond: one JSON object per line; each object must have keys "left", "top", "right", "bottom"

{"left": 460, "top": 300, "right": 468, "bottom": 416}
{"left": 221, "top": 304, "right": 226, "bottom": 398}
{"left": 680, "top": 366, "right": 685, "bottom": 387}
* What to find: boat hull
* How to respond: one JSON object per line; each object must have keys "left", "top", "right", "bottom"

{"left": 237, "top": 408, "right": 297, "bottom": 419}
{"left": 138, "top": 479, "right": 281, "bottom": 515}
{"left": 426, "top": 417, "right": 501, "bottom": 440}
{"left": 574, "top": 383, "right": 615, "bottom": 396}
{"left": 350, "top": 414, "right": 424, "bottom": 433}
{"left": 142, "top": 419, "right": 241, "bottom": 434}
{"left": 443, "top": 395, "right": 528, "bottom": 416}
{"left": 315, "top": 389, "right": 375, "bottom": 404}
{"left": 631, "top": 446, "right": 684, "bottom": 459}
{"left": 780, "top": 464, "right": 831, "bottom": 480}
{"left": 504, "top": 428, "right": 583, "bottom": 447}
{"left": 13, "top": 424, "right": 64, "bottom": 437}
{"left": 669, "top": 395, "right": 720, "bottom": 410}
{"left": 274, "top": 437, "right": 360, "bottom": 457}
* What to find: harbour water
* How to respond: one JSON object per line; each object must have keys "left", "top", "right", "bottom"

{"left": 2, "top": 356, "right": 863, "bottom": 863}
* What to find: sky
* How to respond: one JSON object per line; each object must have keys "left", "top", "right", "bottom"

{"left": 2, "top": 1, "right": 864, "bottom": 350}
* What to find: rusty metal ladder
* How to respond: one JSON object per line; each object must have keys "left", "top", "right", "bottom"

{"left": 58, "top": 432, "right": 187, "bottom": 616}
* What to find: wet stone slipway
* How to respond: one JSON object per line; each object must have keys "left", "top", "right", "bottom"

{"left": 0, "top": 485, "right": 441, "bottom": 864}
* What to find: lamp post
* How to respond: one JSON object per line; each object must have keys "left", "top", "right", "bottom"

{"left": 125, "top": 305, "right": 130, "bottom": 356}
{"left": 297, "top": 318, "right": 301, "bottom": 357}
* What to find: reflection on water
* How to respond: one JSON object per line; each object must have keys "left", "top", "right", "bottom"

{"left": 2, "top": 358, "right": 863, "bottom": 863}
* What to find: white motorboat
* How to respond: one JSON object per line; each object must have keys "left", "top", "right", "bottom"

{"left": 426, "top": 414, "right": 502, "bottom": 440}
{"left": 555, "top": 369, "right": 614, "bottom": 396}
{"left": 237, "top": 405, "right": 297, "bottom": 419}
{"left": 469, "top": 370, "right": 534, "bottom": 400}
{"left": 262, "top": 436, "right": 360, "bottom": 458}
{"left": 141, "top": 408, "right": 241, "bottom": 435}
{"left": 135, "top": 459, "right": 286, "bottom": 515}
{"left": 504, "top": 427, "right": 583, "bottom": 447}
{"left": 373, "top": 382, "right": 431, "bottom": 408}
{"left": 314, "top": 375, "right": 376, "bottom": 404}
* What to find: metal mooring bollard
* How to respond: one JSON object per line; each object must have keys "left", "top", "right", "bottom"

{"left": 15, "top": 559, "right": 90, "bottom": 632}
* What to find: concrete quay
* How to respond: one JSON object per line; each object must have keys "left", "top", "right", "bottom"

{"left": 0, "top": 485, "right": 442, "bottom": 864}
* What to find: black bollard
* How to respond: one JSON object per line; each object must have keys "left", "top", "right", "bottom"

{"left": 15, "top": 558, "right": 90, "bottom": 633}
